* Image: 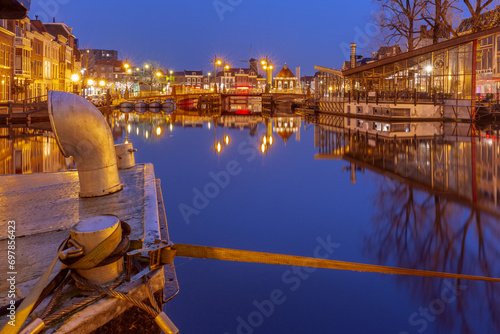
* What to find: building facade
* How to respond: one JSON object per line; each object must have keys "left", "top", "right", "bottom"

{"left": 0, "top": 19, "right": 14, "bottom": 102}
{"left": 316, "top": 25, "right": 500, "bottom": 121}
{"left": 274, "top": 64, "right": 298, "bottom": 91}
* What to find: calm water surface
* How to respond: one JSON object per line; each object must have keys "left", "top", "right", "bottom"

{"left": 1, "top": 111, "right": 499, "bottom": 334}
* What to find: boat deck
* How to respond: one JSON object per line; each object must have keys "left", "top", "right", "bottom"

{"left": 0, "top": 163, "right": 173, "bottom": 332}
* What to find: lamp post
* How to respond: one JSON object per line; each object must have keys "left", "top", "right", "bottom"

{"left": 223, "top": 63, "right": 230, "bottom": 93}
{"left": 71, "top": 73, "right": 80, "bottom": 95}
{"left": 211, "top": 56, "right": 222, "bottom": 93}
{"left": 156, "top": 71, "right": 162, "bottom": 93}
{"left": 124, "top": 62, "right": 130, "bottom": 98}
{"left": 99, "top": 80, "right": 105, "bottom": 95}
{"left": 260, "top": 57, "right": 274, "bottom": 93}
{"left": 87, "top": 79, "right": 94, "bottom": 96}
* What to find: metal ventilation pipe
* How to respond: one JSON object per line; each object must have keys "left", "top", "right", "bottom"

{"left": 48, "top": 91, "right": 123, "bottom": 197}
{"left": 350, "top": 43, "right": 357, "bottom": 69}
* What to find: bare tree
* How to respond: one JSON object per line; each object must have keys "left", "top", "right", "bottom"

{"left": 140, "top": 61, "right": 164, "bottom": 92}
{"left": 373, "top": 0, "right": 428, "bottom": 51}
{"left": 461, "top": 0, "right": 495, "bottom": 32}
{"left": 421, "top": 0, "right": 462, "bottom": 41}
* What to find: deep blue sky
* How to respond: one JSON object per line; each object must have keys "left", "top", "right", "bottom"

{"left": 30, "top": 0, "right": 376, "bottom": 75}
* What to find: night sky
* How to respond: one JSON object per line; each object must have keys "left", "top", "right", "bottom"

{"left": 29, "top": 0, "right": 376, "bottom": 75}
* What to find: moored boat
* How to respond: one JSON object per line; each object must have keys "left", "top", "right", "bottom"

{"left": 0, "top": 92, "right": 178, "bottom": 334}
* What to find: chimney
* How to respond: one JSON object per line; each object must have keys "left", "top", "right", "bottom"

{"left": 350, "top": 43, "right": 356, "bottom": 69}
{"left": 53, "top": 17, "right": 55, "bottom": 23}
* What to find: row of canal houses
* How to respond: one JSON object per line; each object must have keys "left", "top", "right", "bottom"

{"left": 315, "top": 9, "right": 500, "bottom": 125}
{"left": 0, "top": 16, "right": 80, "bottom": 102}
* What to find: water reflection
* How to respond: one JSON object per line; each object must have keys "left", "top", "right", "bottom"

{"left": 314, "top": 115, "right": 499, "bottom": 215}
{"left": 314, "top": 115, "right": 500, "bottom": 333}
{"left": 0, "top": 128, "right": 72, "bottom": 176}
{"left": 108, "top": 109, "right": 302, "bottom": 156}
{"left": 3, "top": 102, "right": 499, "bottom": 332}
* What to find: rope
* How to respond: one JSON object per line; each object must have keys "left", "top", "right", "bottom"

{"left": 43, "top": 279, "right": 122, "bottom": 326}
{"left": 39, "top": 276, "right": 71, "bottom": 320}
{"left": 71, "top": 273, "right": 160, "bottom": 318}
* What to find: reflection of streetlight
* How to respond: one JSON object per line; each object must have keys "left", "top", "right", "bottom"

{"left": 224, "top": 135, "right": 230, "bottom": 145}
{"left": 156, "top": 126, "right": 161, "bottom": 136}
{"left": 261, "top": 133, "right": 273, "bottom": 153}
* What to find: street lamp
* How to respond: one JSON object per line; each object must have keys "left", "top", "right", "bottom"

{"left": 260, "top": 56, "right": 274, "bottom": 92}
{"left": 156, "top": 71, "right": 162, "bottom": 92}
{"left": 222, "top": 63, "right": 230, "bottom": 93}
{"left": 212, "top": 56, "right": 223, "bottom": 93}
{"left": 99, "top": 80, "right": 105, "bottom": 94}
{"left": 71, "top": 73, "right": 80, "bottom": 94}
{"left": 87, "top": 79, "right": 94, "bottom": 96}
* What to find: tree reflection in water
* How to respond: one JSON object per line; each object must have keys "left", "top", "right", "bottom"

{"left": 367, "top": 179, "right": 500, "bottom": 333}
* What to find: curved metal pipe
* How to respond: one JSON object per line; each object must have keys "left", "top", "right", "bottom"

{"left": 48, "top": 91, "right": 123, "bottom": 197}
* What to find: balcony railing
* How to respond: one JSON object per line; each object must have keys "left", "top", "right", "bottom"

{"left": 14, "top": 37, "right": 31, "bottom": 48}
{"left": 14, "top": 68, "right": 30, "bottom": 76}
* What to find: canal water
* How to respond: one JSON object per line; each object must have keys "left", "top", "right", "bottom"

{"left": 1, "top": 110, "right": 499, "bottom": 334}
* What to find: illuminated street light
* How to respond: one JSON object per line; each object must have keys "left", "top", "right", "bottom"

{"left": 260, "top": 56, "right": 274, "bottom": 92}
{"left": 71, "top": 73, "right": 80, "bottom": 95}
{"left": 124, "top": 63, "right": 130, "bottom": 70}
{"left": 425, "top": 65, "right": 433, "bottom": 73}
{"left": 87, "top": 79, "right": 94, "bottom": 86}
{"left": 212, "top": 56, "right": 223, "bottom": 93}
{"left": 127, "top": 69, "right": 132, "bottom": 74}
{"left": 145, "top": 64, "right": 150, "bottom": 69}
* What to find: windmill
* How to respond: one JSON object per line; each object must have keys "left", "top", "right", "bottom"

{"left": 239, "top": 45, "right": 258, "bottom": 73}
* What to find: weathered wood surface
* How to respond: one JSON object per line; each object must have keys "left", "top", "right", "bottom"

{"left": 0, "top": 163, "right": 160, "bottom": 309}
